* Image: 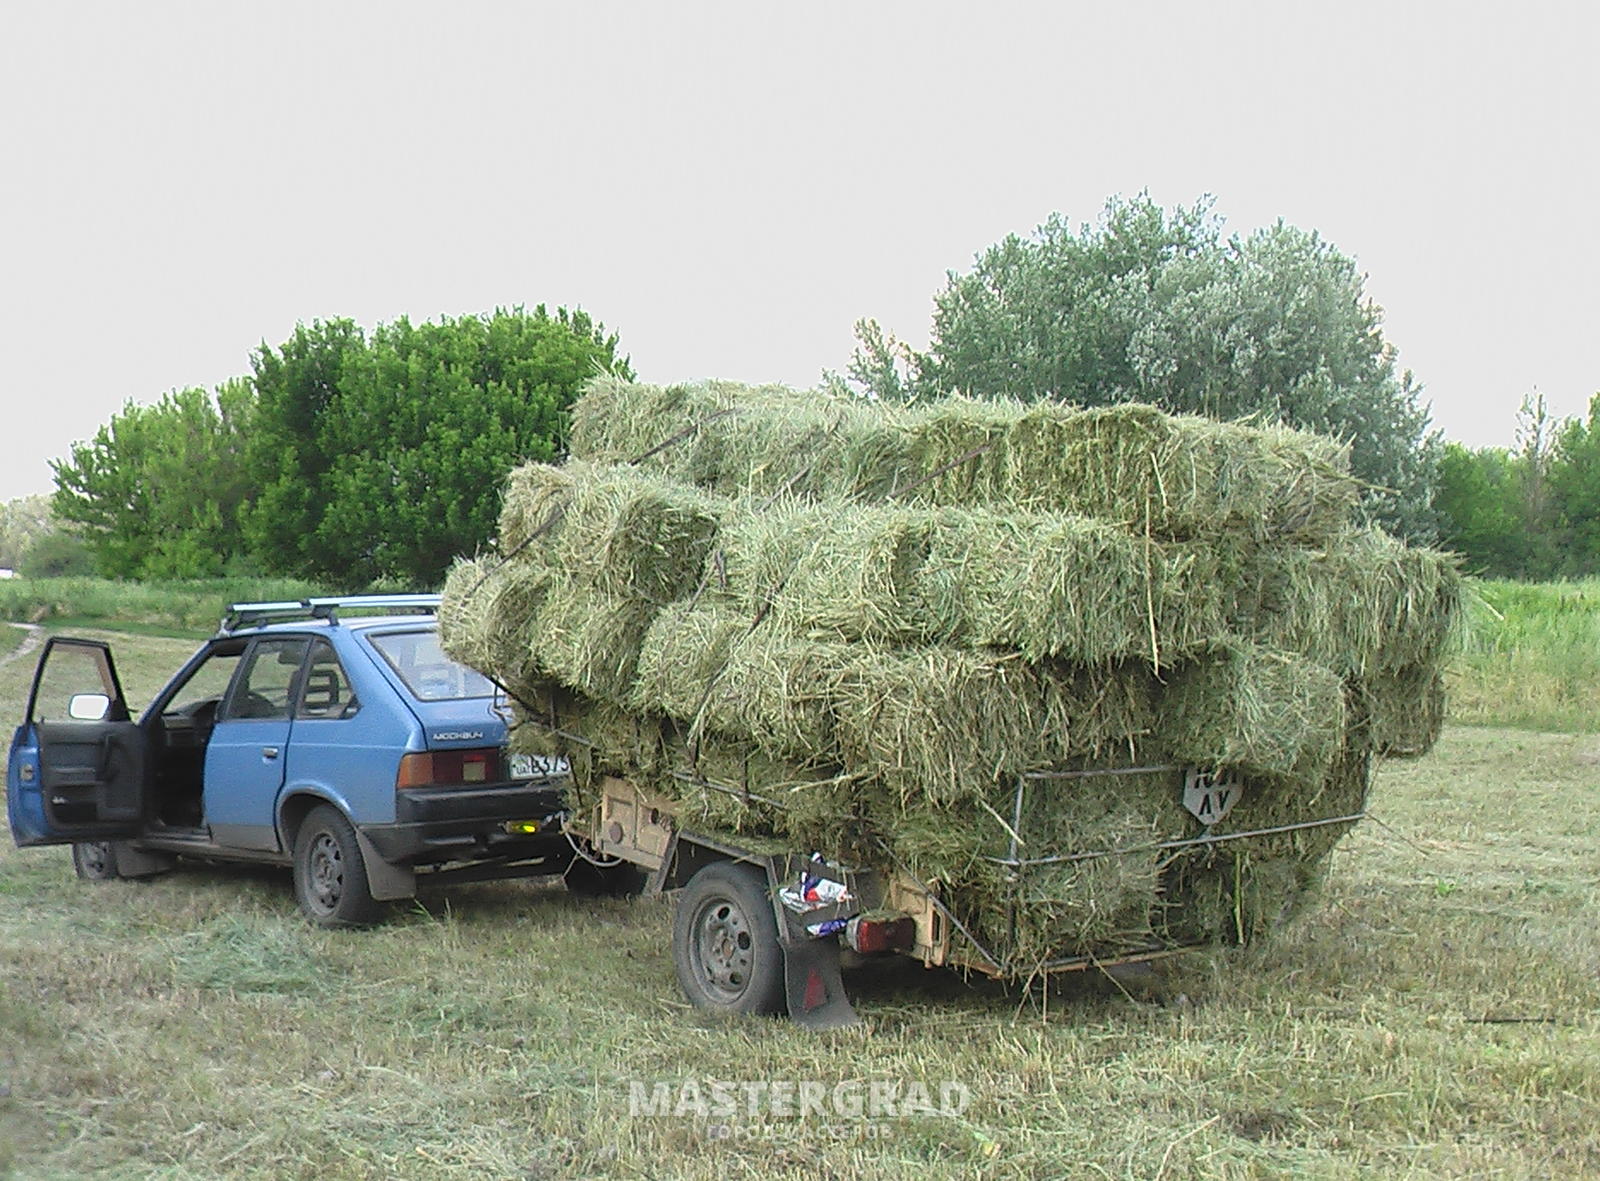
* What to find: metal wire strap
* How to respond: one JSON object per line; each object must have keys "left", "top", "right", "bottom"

{"left": 983, "top": 812, "right": 1369, "bottom": 868}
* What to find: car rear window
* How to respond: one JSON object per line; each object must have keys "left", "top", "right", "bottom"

{"left": 367, "top": 629, "right": 496, "bottom": 701}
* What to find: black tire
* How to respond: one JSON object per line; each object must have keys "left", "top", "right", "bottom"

{"left": 71, "top": 841, "right": 120, "bottom": 881}
{"left": 563, "top": 851, "right": 648, "bottom": 897}
{"left": 672, "top": 861, "right": 785, "bottom": 1016}
{"left": 292, "top": 804, "right": 381, "bottom": 927}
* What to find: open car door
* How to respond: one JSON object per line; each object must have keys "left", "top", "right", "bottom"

{"left": 6, "top": 637, "right": 148, "bottom": 847}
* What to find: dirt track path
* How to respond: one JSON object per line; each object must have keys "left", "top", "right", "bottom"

{"left": 0, "top": 622, "right": 43, "bottom": 671}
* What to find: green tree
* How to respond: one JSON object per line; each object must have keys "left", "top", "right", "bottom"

{"left": 18, "top": 530, "right": 93, "bottom": 577}
{"left": 0, "top": 494, "right": 54, "bottom": 569}
{"left": 1549, "top": 393, "right": 1600, "bottom": 574}
{"left": 1433, "top": 443, "right": 1528, "bottom": 576}
{"left": 243, "top": 319, "right": 368, "bottom": 579}
{"left": 51, "top": 380, "right": 255, "bottom": 578}
{"left": 246, "top": 307, "right": 629, "bottom": 585}
{"left": 851, "top": 195, "right": 1439, "bottom": 538}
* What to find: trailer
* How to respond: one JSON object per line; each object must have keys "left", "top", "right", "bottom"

{"left": 562, "top": 764, "right": 1367, "bottom": 1028}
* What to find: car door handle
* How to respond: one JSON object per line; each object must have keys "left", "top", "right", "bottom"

{"left": 262, "top": 746, "right": 280, "bottom": 760}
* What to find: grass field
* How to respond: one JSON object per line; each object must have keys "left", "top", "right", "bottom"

{"left": 1, "top": 582, "right": 1598, "bottom": 1178}
{"left": 0, "top": 577, "right": 328, "bottom": 638}
{"left": 1448, "top": 578, "right": 1600, "bottom": 732}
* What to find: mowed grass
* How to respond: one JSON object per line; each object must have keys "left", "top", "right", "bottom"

{"left": 1, "top": 725, "right": 1596, "bottom": 1179}
{"left": 2, "top": 591, "right": 1599, "bottom": 1177}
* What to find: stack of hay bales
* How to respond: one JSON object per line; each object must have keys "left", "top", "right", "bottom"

{"left": 442, "top": 377, "right": 1461, "bottom": 969}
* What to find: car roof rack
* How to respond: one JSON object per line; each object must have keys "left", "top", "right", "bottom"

{"left": 219, "top": 594, "right": 442, "bottom": 635}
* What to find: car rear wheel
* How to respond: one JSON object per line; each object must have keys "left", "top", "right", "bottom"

{"left": 71, "top": 841, "right": 120, "bottom": 881}
{"left": 672, "top": 861, "right": 785, "bottom": 1016}
{"left": 293, "top": 804, "right": 380, "bottom": 927}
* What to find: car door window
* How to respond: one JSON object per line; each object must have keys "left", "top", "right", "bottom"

{"left": 29, "top": 641, "right": 124, "bottom": 724}
{"left": 223, "top": 638, "right": 310, "bottom": 721}
{"left": 297, "top": 639, "right": 358, "bottom": 720}
{"left": 162, "top": 646, "right": 245, "bottom": 720}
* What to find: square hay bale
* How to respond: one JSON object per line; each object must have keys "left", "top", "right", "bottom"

{"left": 1158, "top": 721, "right": 1373, "bottom": 945}
{"left": 438, "top": 556, "right": 551, "bottom": 698}
{"left": 566, "top": 379, "right": 1361, "bottom": 544}
{"left": 531, "top": 580, "right": 660, "bottom": 705}
{"left": 919, "top": 508, "right": 1226, "bottom": 665}
{"left": 569, "top": 376, "right": 889, "bottom": 500}
{"left": 884, "top": 769, "right": 1177, "bottom": 965}
{"left": 500, "top": 459, "right": 725, "bottom": 603}
{"left": 508, "top": 687, "right": 669, "bottom": 804}
{"left": 1365, "top": 664, "right": 1446, "bottom": 757}
{"left": 712, "top": 504, "right": 951, "bottom": 644}
{"left": 829, "top": 645, "right": 1056, "bottom": 806}
{"left": 633, "top": 603, "right": 844, "bottom": 759}
{"left": 632, "top": 602, "right": 750, "bottom": 719}
{"left": 711, "top": 500, "right": 1225, "bottom": 665}
{"left": 1246, "top": 527, "right": 1463, "bottom": 677}
{"left": 1003, "top": 402, "right": 1358, "bottom": 540}
{"left": 1157, "top": 643, "right": 1346, "bottom": 787}
{"left": 496, "top": 463, "right": 574, "bottom": 554}
{"left": 897, "top": 396, "right": 1023, "bottom": 504}
{"left": 668, "top": 733, "right": 870, "bottom": 851}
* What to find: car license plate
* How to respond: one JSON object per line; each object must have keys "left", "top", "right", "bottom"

{"left": 509, "top": 752, "right": 570, "bottom": 779}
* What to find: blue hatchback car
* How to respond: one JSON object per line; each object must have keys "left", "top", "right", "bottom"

{"left": 5, "top": 595, "right": 575, "bottom": 925}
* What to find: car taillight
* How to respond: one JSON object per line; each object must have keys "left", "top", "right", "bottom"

{"left": 396, "top": 747, "right": 502, "bottom": 789}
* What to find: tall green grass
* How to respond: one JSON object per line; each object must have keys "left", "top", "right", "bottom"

{"left": 1448, "top": 579, "right": 1600, "bottom": 732}
{"left": 0, "top": 622, "right": 26, "bottom": 660}
{"left": 0, "top": 576, "right": 331, "bottom": 635}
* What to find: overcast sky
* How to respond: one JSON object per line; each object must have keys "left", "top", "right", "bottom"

{"left": 3, "top": 0, "right": 1595, "bottom": 502}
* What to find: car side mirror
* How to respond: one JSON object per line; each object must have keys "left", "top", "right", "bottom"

{"left": 67, "top": 693, "right": 111, "bottom": 721}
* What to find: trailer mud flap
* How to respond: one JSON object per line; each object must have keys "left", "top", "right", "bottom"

{"left": 782, "top": 935, "right": 858, "bottom": 1029}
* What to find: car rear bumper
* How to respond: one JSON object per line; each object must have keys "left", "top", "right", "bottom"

{"left": 360, "top": 778, "right": 569, "bottom": 865}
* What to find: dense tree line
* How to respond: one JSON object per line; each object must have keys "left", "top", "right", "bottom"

{"left": 1433, "top": 393, "right": 1600, "bottom": 578}
{"left": 0, "top": 495, "right": 95, "bottom": 576}
{"left": 42, "top": 202, "right": 1589, "bottom": 586}
{"left": 50, "top": 307, "right": 628, "bottom": 585}
{"left": 838, "top": 195, "right": 1439, "bottom": 539}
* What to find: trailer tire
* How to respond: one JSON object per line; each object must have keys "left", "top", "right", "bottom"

{"left": 673, "top": 861, "right": 785, "bottom": 1016}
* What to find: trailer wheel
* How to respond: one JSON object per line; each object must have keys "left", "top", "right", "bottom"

{"left": 673, "top": 861, "right": 785, "bottom": 1016}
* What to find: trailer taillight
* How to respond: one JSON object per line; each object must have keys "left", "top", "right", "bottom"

{"left": 845, "top": 915, "right": 915, "bottom": 955}
{"left": 396, "top": 748, "right": 501, "bottom": 789}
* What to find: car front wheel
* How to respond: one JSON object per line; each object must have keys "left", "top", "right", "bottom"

{"left": 71, "top": 841, "right": 120, "bottom": 881}
{"left": 292, "top": 804, "right": 380, "bottom": 927}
